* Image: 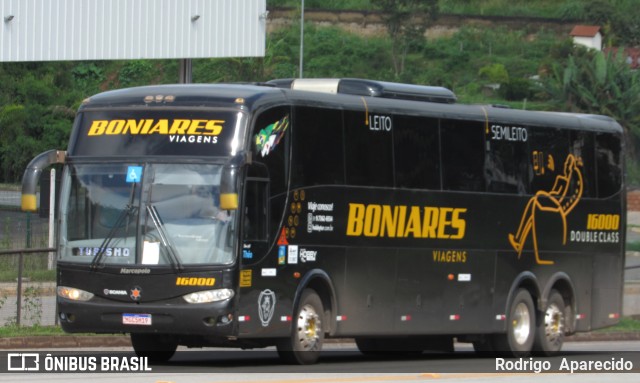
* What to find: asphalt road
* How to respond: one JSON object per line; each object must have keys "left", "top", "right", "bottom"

{"left": 3, "top": 341, "right": 639, "bottom": 382}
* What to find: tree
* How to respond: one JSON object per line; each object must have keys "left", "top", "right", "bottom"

{"left": 541, "top": 48, "right": 640, "bottom": 158}
{"left": 371, "top": 0, "right": 438, "bottom": 79}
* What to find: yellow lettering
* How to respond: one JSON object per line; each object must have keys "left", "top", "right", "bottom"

{"left": 86, "top": 119, "right": 225, "bottom": 136}
{"left": 380, "top": 205, "right": 400, "bottom": 237}
{"left": 587, "top": 213, "right": 620, "bottom": 230}
{"left": 169, "top": 119, "right": 191, "bottom": 134}
{"left": 432, "top": 249, "right": 468, "bottom": 263}
{"left": 364, "top": 205, "right": 382, "bottom": 237}
{"left": 88, "top": 120, "right": 108, "bottom": 136}
{"left": 187, "top": 120, "right": 207, "bottom": 135}
{"left": 105, "top": 120, "right": 125, "bottom": 135}
{"left": 437, "top": 208, "right": 453, "bottom": 239}
{"left": 346, "top": 203, "right": 467, "bottom": 240}
{"left": 450, "top": 208, "right": 467, "bottom": 239}
{"left": 148, "top": 120, "right": 169, "bottom": 134}
{"left": 176, "top": 277, "right": 215, "bottom": 286}
{"left": 421, "top": 207, "right": 439, "bottom": 238}
{"left": 404, "top": 206, "right": 422, "bottom": 238}
{"left": 346, "top": 203, "right": 365, "bottom": 236}
{"left": 141, "top": 119, "right": 154, "bottom": 134}
{"left": 123, "top": 119, "right": 146, "bottom": 134}
{"left": 205, "top": 120, "right": 224, "bottom": 135}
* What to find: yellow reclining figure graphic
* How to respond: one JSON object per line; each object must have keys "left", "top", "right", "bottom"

{"left": 508, "top": 154, "right": 583, "bottom": 265}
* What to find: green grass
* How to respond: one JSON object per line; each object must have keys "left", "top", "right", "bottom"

{"left": 0, "top": 183, "right": 20, "bottom": 192}
{"left": 268, "top": 0, "right": 578, "bottom": 19}
{"left": 0, "top": 325, "right": 64, "bottom": 337}
{"left": 0, "top": 269, "right": 56, "bottom": 282}
{"left": 0, "top": 253, "right": 57, "bottom": 282}
{"left": 627, "top": 241, "right": 640, "bottom": 252}
{"left": 0, "top": 319, "right": 638, "bottom": 338}
{"left": 596, "top": 317, "right": 640, "bottom": 333}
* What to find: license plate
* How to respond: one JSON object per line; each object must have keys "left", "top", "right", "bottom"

{"left": 122, "top": 313, "right": 152, "bottom": 326}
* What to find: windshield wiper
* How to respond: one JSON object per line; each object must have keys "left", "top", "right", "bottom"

{"left": 90, "top": 182, "right": 137, "bottom": 271}
{"left": 146, "top": 204, "right": 183, "bottom": 271}
{"left": 89, "top": 203, "right": 137, "bottom": 271}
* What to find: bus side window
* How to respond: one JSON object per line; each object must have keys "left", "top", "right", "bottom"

{"left": 291, "top": 106, "right": 345, "bottom": 188}
{"left": 596, "top": 133, "right": 622, "bottom": 198}
{"left": 344, "top": 110, "right": 394, "bottom": 187}
{"left": 243, "top": 178, "right": 268, "bottom": 242}
{"left": 441, "top": 119, "right": 486, "bottom": 192}
{"left": 251, "top": 106, "right": 291, "bottom": 244}
{"left": 485, "top": 133, "right": 530, "bottom": 195}
{"left": 394, "top": 116, "right": 441, "bottom": 190}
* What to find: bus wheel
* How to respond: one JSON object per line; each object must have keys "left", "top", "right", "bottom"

{"left": 533, "top": 290, "right": 566, "bottom": 355}
{"left": 130, "top": 333, "right": 177, "bottom": 363}
{"left": 492, "top": 288, "right": 536, "bottom": 357}
{"left": 277, "top": 289, "right": 324, "bottom": 365}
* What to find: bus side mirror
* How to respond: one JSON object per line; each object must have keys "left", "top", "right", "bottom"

{"left": 220, "top": 192, "right": 238, "bottom": 210}
{"left": 21, "top": 150, "right": 66, "bottom": 212}
{"left": 220, "top": 152, "right": 249, "bottom": 211}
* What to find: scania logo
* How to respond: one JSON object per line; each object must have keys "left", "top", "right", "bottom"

{"left": 103, "top": 289, "right": 127, "bottom": 296}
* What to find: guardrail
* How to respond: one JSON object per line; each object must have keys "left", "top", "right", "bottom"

{"left": 0, "top": 248, "right": 55, "bottom": 326}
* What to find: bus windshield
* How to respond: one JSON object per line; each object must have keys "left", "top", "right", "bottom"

{"left": 59, "top": 163, "right": 236, "bottom": 266}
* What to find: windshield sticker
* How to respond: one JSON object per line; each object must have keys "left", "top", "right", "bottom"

{"left": 255, "top": 115, "right": 289, "bottom": 157}
{"left": 142, "top": 241, "right": 160, "bottom": 265}
{"left": 126, "top": 166, "right": 143, "bottom": 183}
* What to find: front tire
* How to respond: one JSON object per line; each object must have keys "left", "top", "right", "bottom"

{"left": 492, "top": 288, "right": 536, "bottom": 357}
{"left": 277, "top": 289, "right": 324, "bottom": 365}
{"left": 533, "top": 290, "right": 566, "bottom": 355}
{"left": 130, "top": 333, "right": 177, "bottom": 363}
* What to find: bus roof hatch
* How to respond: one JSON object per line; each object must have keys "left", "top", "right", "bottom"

{"left": 267, "top": 78, "right": 457, "bottom": 104}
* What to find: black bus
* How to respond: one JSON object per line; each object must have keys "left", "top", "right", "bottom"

{"left": 22, "top": 78, "right": 625, "bottom": 364}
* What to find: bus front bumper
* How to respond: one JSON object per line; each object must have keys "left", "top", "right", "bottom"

{"left": 57, "top": 298, "right": 237, "bottom": 337}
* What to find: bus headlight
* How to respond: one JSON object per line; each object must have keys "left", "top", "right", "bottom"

{"left": 183, "top": 288, "right": 234, "bottom": 304}
{"left": 57, "top": 286, "right": 94, "bottom": 301}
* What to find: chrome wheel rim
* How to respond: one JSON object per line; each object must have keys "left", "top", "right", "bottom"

{"left": 545, "top": 303, "right": 564, "bottom": 345}
{"left": 512, "top": 302, "right": 531, "bottom": 345}
{"left": 296, "top": 304, "right": 322, "bottom": 351}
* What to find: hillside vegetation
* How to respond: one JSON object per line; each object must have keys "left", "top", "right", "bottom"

{"left": 0, "top": 0, "right": 639, "bottom": 184}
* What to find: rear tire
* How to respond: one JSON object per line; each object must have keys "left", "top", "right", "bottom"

{"left": 277, "top": 289, "right": 324, "bottom": 365}
{"left": 533, "top": 290, "right": 566, "bottom": 356}
{"left": 130, "top": 333, "right": 177, "bottom": 363}
{"left": 491, "top": 288, "right": 536, "bottom": 357}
